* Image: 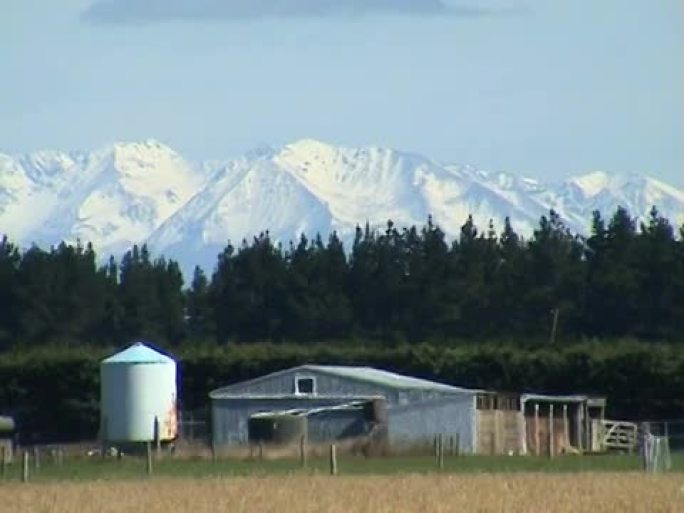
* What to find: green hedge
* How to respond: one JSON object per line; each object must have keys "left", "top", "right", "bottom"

{"left": 1, "top": 340, "right": 682, "bottom": 443}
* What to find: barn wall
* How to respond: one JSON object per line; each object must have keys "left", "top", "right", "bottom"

{"left": 476, "top": 410, "right": 524, "bottom": 455}
{"left": 212, "top": 392, "right": 476, "bottom": 448}
{"left": 387, "top": 394, "right": 476, "bottom": 454}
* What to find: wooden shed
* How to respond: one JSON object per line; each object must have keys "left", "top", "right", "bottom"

{"left": 474, "top": 392, "right": 606, "bottom": 456}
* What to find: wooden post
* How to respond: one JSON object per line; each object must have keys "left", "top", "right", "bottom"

{"left": 448, "top": 436, "right": 454, "bottom": 457}
{"left": 146, "top": 442, "right": 153, "bottom": 475}
{"left": 1, "top": 446, "right": 6, "bottom": 479}
{"left": 153, "top": 417, "right": 161, "bottom": 459}
{"left": 494, "top": 410, "right": 501, "bottom": 455}
{"left": 299, "top": 435, "right": 307, "bottom": 468}
{"left": 101, "top": 415, "right": 108, "bottom": 461}
{"left": 583, "top": 403, "right": 590, "bottom": 452}
{"left": 455, "top": 433, "right": 460, "bottom": 456}
{"left": 258, "top": 441, "right": 264, "bottom": 461}
{"left": 22, "top": 450, "right": 29, "bottom": 483}
{"left": 576, "top": 404, "right": 584, "bottom": 453}
{"left": 534, "top": 403, "right": 540, "bottom": 456}
{"left": 562, "top": 405, "right": 569, "bottom": 452}
{"left": 329, "top": 444, "right": 337, "bottom": 476}
{"left": 548, "top": 404, "right": 555, "bottom": 458}
{"left": 433, "top": 435, "right": 439, "bottom": 460}
{"left": 438, "top": 435, "right": 445, "bottom": 470}
{"left": 33, "top": 446, "right": 40, "bottom": 470}
{"left": 211, "top": 440, "right": 217, "bottom": 463}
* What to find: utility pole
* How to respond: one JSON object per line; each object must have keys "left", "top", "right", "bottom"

{"left": 550, "top": 307, "right": 560, "bottom": 344}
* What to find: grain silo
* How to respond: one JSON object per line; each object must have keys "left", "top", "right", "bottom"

{"left": 100, "top": 342, "right": 178, "bottom": 444}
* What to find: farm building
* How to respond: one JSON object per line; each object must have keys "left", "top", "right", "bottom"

{"left": 210, "top": 365, "right": 478, "bottom": 452}
{"left": 100, "top": 342, "right": 178, "bottom": 445}
{"left": 208, "top": 365, "right": 606, "bottom": 455}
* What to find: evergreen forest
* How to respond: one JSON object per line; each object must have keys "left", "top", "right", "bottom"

{"left": 1, "top": 206, "right": 683, "bottom": 347}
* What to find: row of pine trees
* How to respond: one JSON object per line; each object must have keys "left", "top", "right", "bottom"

{"left": 1, "top": 206, "right": 683, "bottom": 349}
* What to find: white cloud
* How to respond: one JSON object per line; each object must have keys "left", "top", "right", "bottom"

{"left": 81, "top": 0, "right": 493, "bottom": 24}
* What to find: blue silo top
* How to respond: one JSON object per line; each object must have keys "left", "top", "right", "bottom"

{"left": 102, "top": 342, "right": 175, "bottom": 364}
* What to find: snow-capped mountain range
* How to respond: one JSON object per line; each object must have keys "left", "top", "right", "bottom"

{"left": 2, "top": 139, "right": 683, "bottom": 277}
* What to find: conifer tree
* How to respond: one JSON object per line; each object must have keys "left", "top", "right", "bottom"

{"left": 186, "top": 266, "right": 214, "bottom": 341}
{"left": 0, "top": 236, "right": 20, "bottom": 348}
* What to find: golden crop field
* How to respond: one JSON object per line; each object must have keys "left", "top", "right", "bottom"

{"left": 1, "top": 473, "right": 681, "bottom": 513}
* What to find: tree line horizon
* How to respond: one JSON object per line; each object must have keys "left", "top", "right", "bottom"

{"left": 1, "top": 205, "right": 683, "bottom": 349}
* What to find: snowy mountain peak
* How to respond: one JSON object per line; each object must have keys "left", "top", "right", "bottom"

{"left": 1, "top": 139, "right": 682, "bottom": 276}
{"left": 107, "top": 139, "right": 184, "bottom": 173}
{"left": 283, "top": 138, "right": 335, "bottom": 154}
{"left": 570, "top": 171, "right": 613, "bottom": 197}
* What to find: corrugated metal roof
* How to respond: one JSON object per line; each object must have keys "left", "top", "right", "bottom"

{"left": 210, "top": 364, "right": 479, "bottom": 397}
{"left": 305, "top": 365, "right": 473, "bottom": 393}
{"left": 102, "top": 342, "right": 175, "bottom": 364}
{"left": 520, "top": 393, "right": 590, "bottom": 403}
{"left": 251, "top": 400, "right": 368, "bottom": 418}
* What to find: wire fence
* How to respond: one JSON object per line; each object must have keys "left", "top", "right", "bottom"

{"left": 640, "top": 420, "right": 684, "bottom": 452}
{"left": 177, "top": 411, "right": 210, "bottom": 444}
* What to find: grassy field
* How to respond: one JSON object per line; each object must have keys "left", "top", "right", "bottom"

{"left": 1, "top": 452, "right": 683, "bottom": 482}
{"left": 1, "top": 473, "right": 682, "bottom": 513}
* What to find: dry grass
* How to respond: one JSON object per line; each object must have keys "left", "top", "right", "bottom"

{"left": 1, "top": 473, "right": 682, "bottom": 513}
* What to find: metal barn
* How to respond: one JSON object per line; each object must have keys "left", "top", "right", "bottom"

{"left": 209, "top": 365, "right": 480, "bottom": 453}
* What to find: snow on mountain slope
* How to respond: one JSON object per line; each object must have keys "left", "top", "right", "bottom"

{"left": 0, "top": 150, "right": 82, "bottom": 236}
{"left": 1, "top": 140, "right": 207, "bottom": 256}
{"left": 274, "top": 140, "right": 546, "bottom": 238}
{"left": 2, "top": 138, "right": 683, "bottom": 276}
{"left": 550, "top": 171, "right": 684, "bottom": 231}
{"left": 145, "top": 154, "right": 334, "bottom": 274}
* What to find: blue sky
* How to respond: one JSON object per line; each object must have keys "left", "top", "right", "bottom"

{"left": 2, "top": 0, "right": 682, "bottom": 184}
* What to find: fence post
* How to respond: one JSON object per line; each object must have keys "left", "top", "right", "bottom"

{"left": 101, "top": 416, "right": 108, "bottom": 461}
{"left": 258, "top": 442, "right": 264, "bottom": 461}
{"left": 33, "top": 446, "right": 40, "bottom": 470}
{"left": 153, "top": 417, "right": 161, "bottom": 459}
{"left": 438, "top": 434, "right": 445, "bottom": 470}
{"left": 534, "top": 403, "right": 540, "bottom": 456}
{"left": 329, "top": 444, "right": 337, "bottom": 476}
{"left": 549, "top": 404, "right": 555, "bottom": 459}
{"left": 455, "top": 433, "right": 460, "bottom": 456}
{"left": 146, "top": 442, "right": 153, "bottom": 476}
{"left": 562, "top": 405, "right": 569, "bottom": 453}
{"left": 299, "top": 435, "right": 307, "bottom": 468}
{"left": 22, "top": 450, "right": 29, "bottom": 483}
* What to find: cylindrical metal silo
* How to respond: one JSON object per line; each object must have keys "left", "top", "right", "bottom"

{"left": 100, "top": 342, "right": 178, "bottom": 443}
